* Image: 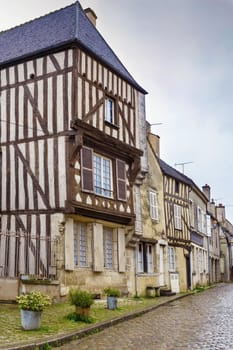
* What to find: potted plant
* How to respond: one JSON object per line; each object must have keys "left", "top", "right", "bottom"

{"left": 104, "top": 287, "right": 121, "bottom": 310}
{"left": 69, "top": 289, "right": 94, "bottom": 317}
{"left": 16, "top": 291, "right": 51, "bottom": 330}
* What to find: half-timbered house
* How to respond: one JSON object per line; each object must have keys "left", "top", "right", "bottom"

{"left": 158, "top": 159, "right": 192, "bottom": 292}
{"left": 0, "top": 2, "right": 147, "bottom": 299}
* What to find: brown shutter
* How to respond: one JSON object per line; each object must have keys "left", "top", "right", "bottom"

{"left": 116, "top": 159, "right": 126, "bottom": 201}
{"left": 81, "top": 147, "right": 94, "bottom": 192}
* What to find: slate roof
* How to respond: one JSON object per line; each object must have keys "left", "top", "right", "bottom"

{"left": 158, "top": 158, "right": 194, "bottom": 187}
{"left": 158, "top": 157, "right": 208, "bottom": 201}
{"left": 0, "top": 1, "right": 146, "bottom": 93}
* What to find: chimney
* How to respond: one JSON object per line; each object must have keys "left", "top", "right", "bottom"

{"left": 216, "top": 203, "right": 225, "bottom": 223}
{"left": 202, "top": 184, "right": 210, "bottom": 201}
{"left": 84, "top": 8, "right": 97, "bottom": 27}
{"left": 148, "top": 132, "right": 160, "bottom": 157}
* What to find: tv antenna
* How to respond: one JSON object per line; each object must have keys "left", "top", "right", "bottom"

{"left": 174, "top": 161, "right": 194, "bottom": 174}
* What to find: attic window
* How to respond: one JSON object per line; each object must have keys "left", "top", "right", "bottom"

{"left": 105, "top": 97, "right": 115, "bottom": 124}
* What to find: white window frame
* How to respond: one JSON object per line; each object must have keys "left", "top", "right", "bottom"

{"left": 168, "top": 246, "right": 175, "bottom": 272}
{"left": 93, "top": 153, "right": 113, "bottom": 198}
{"left": 105, "top": 97, "right": 115, "bottom": 124}
{"left": 174, "top": 204, "right": 182, "bottom": 230}
{"left": 146, "top": 244, "right": 153, "bottom": 273}
{"left": 149, "top": 190, "right": 159, "bottom": 221}
{"left": 73, "top": 223, "right": 87, "bottom": 267}
{"left": 137, "top": 242, "right": 154, "bottom": 274}
{"left": 103, "top": 227, "right": 113, "bottom": 269}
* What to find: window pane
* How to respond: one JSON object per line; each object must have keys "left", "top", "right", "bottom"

{"left": 105, "top": 98, "right": 114, "bottom": 124}
{"left": 94, "top": 154, "right": 112, "bottom": 197}
{"left": 104, "top": 228, "right": 113, "bottom": 269}
{"left": 73, "top": 223, "right": 87, "bottom": 267}
{"left": 137, "top": 243, "right": 143, "bottom": 272}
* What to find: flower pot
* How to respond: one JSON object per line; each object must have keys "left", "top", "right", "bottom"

{"left": 107, "top": 296, "right": 117, "bottom": 310}
{"left": 20, "top": 309, "right": 42, "bottom": 330}
{"left": 75, "top": 306, "right": 91, "bottom": 317}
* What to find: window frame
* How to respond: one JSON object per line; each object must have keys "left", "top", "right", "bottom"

{"left": 73, "top": 222, "right": 88, "bottom": 268}
{"left": 174, "top": 204, "right": 182, "bottom": 230}
{"left": 105, "top": 97, "right": 115, "bottom": 124}
{"left": 168, "top": 246, "right": 175, "bottom": 272}
{"left": 103, "top": 227, "right": 113, "bottom": 269}
{"left": 93, "top": 153, "right": 113, "bottom": 198}
{"left": 137, "top": 242, "right": 154, "bottom": 274}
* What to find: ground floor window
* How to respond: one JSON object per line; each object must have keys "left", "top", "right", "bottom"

{"left": 74, "top": 223, "right": 87, "bottom": 267}
{"left": 103, "top": 227, "right": 113, "bottom": 269}
{"left": 168, "top": 246, "right": 175, "bottom": 271}
{"left": 137, "top": 242, "right": 153, "bottom": 273}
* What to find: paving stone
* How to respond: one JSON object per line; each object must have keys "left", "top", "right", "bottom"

{"left": 54, "top": 284, "right": 233, "bottom": 349}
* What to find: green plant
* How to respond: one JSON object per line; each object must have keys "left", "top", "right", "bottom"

{"left": 16, "top": 291, "right": 51, "bottom": 312}
{"left": 104, "top": 287, "right": 121, "bottom": 297}
{"left": 69, "top": 289, "right": 94, "bottom": 308}
{"left": 67, "top": 312, "right": 93, "bottom": 324}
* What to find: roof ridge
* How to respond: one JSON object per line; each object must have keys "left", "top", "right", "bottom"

{"left": 0, "top": 1, "right": 76, "bottom": 35}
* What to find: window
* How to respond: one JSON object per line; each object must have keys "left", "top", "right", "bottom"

{"left": 103, "top": 227, "right": 113, "bottom": 269}
{"left": 94, "top": 154, "right": 113, "bottom": 197}
{"left": 149, "top": 190, "right": 159, "bottom": 220}
{"left": 206, "top": 215, "right": 211, "bottom": 237}
{"left": 105, "top": 97, "right": 115, "bottom": 124}
{"left": 174, "top": 204, "right": 182, "bottom": 230}
{"left": 168, "top": 246, "right": 175, "bottom": 271}
{"left": 137, "top": 242, "right": 153, "bottom": 273}
{"left": 81, "top": 147, "right": 126, "bottom": 200}
{"left": 73, "top": 223, "right": 87, "bottom": 267}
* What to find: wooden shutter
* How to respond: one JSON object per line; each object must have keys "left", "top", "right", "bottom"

{"left": 118, "top": 228, "right": 126, "bottom": 272}
{"left": 149, "top": 191, "right": 159, "bottom": 220}
{"left": 81, "top": 147, "right": 94, "bottom": 192}
{"left": 116, "top": 159, "right": 126, "bottom": 201}
{"left": 93, "top": 223, "right": 104, "bottom": 272}
{"left": 65, "top": 218, "right": 74, "bottom": 271}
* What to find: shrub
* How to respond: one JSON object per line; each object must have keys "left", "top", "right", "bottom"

{"left": 104, "top": 287, "right": 121, "bottom": 297}
{"left": 16, "top": 291, "right": 51, "bottom": 312}
{"left": 69, "top": 289, "right": 94, "bottom": 308}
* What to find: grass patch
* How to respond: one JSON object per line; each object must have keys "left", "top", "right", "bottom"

{"left": 0, "top": 294, "right": 185, "bottom": 348}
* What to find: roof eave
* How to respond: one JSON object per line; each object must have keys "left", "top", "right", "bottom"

{"left": 0, "top": 38, "right": 147, "bottom": 94}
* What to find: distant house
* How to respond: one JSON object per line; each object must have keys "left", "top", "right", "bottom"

{"left": 189, "top": 184, "right": 209, "bottom": 288}
{"left": 158, "top": 158, "right": 192, "bottom": 292}
{"left": 0, "top": 2, "right": 147, "bottom": 299}
{"left": 202, "top": 185, "right": 221, "bottom": 284}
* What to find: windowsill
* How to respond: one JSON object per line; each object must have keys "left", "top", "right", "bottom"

{"left": 104, "top": 120, "right": 119, "bottom": 130}
{"left": 136, "top": 272, "right": 158, "bottom": 276}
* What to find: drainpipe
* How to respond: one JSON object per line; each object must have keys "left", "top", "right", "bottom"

{"left": 135, "top": 249, "right": 139, "bottom": 297}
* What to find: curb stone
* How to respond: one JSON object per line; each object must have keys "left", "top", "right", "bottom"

{"left": 4, "top": 293, "right": 195, "bottom": 350}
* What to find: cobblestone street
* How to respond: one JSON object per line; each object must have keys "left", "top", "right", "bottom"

{"left": 55, "top": 284, "right": 233, "bottom": 350}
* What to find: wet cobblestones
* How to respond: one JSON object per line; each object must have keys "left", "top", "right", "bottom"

{"left": 55, "top": 284, "right": 233, "bottom": 350}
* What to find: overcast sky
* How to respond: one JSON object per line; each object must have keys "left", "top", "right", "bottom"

{"left": 2, "top": 0, "right": 233, "bottom": 221}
